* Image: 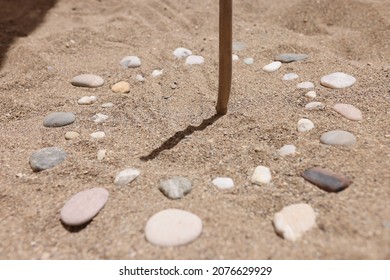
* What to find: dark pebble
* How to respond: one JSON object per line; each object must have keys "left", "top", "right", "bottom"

{"left": 302, "top": 167, "right": 352, "bottom": 192}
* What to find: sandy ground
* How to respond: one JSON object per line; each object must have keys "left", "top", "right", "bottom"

{"left": 0, "top": 0, "right": 389, "bottom": 260}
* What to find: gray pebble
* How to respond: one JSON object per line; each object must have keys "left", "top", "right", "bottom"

{"left": 71, "top": 74, "right": 104, "bottom": 88}
{"left": 43, "top": 112, "right": 75, "bottom": 127}
{"left": 29, "top": 147, "right": 67, "bottom": 172}
{"left": 302, "top": 167, "right": 352, "bottom": 193}
{"left": 275, "top": 53, "right": 309, "bottom": 63}
{"left": 159, "top": 176, "right": 192, "bottom": 199}
{"left": 320, "top": 130, "right": 356, "bottom": 146}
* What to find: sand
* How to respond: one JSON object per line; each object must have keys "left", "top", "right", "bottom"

{"left": 0, "top": 0, "right": 389, "bottom": 259}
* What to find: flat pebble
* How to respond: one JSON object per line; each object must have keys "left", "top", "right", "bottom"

{"left": 120, "top": 56, "right": 141, "bottom": 68}
{"left": 275, "top": 53, "right": 309, "bottom": 63}
{"left": 185, "top": 55, "right": 204, "bottom": 65}
{"left": 114, "top": 168, "right": 141, "bottom": 186}
{"left": 305, "top": 91, "right": 317, "bottom": 99}
{"left": 151, "top": 69, "right": 163, "bottom": 77}
{"left": 273, "top": 203, "right": 316, "bottom": 241}
{"left": 135, "top": 74, "right": 145, "bottom": 82}
{"left": 244, "top": 57, "right": 254, "bottom": 65}
{"left": 212, "top": 177, "right": 234, "bottom": 189}
{"left": 297, "top": 118, "right": 314, "bottom": 132}
{"left": 278, "top": 144, "right": 296, "bottom": 156}
{"left": 159, "top": 176, "right": 192, "bottom": 199}
{"left": 333, "top": 104, "right": 363, "bottom": 121}
{"left": 65, "top": 131, "right": 79, "bottom": 140}
{"left": 251, "top": 166, "right": 272, "bottom": 184}
{"left": 173, "top": 47, "right": 192, "bottom": 58}
{"left": 101, "top": 102, "right": 113, "bottom": 108}
{"left": 111, "top": 81, "right": 130, "bottom": 93}
{"left": 321, "top": 72, "right": 356, "bottom": 89}
{"left": 302, "top": 167, "right": 352, "bottom": 192}
{"left": 29, "top": 147, "right": 67, "bottom": 172}
{"left": 233, "top": 41, "right": 246, "bottom": 51}
{"left": 320, "top": 130, "right": 356, "bottom": 146}
{"left": 92, "top": 113, "right": 108, "bottom": 124}
{"left": 232, "top": 54, "right": 239, "bottom": 61}
{"left": 305, "top": 102, "right": 325, "bottom": 110}
{"left": 71, "top": 74, "right": 104, "bottom": 88}
{"left": 43, "top": 112, "right": 75, "bottom": 127}
{"left": 90, "top": 131, "right": 106, "bottom": 139}
{"left": 283, "top": 73, "right": 299, "bottom": 81}
{"left": 297, "top": 82, "right": 315, "bottom": 89}
{"left": 78, "top": 96, "right": 97, "bottom": 105}
{"left": 262, "top": 61, "right": 281, "bottom": 72}
{"left": 145, "top": 209, "right": 202, "bottom": 246}
{"left": 97, "top": 149, "right": 106, "bottom": 161}
{"left": 60, "top": 187, "right": 109, "bottom": 227}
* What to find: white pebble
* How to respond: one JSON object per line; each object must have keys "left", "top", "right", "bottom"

{"left": 71, "top": 74, "right": 104, "bottom": 88}
{"left": 297, "top": 82, "right": 315, "bottom": 89}
{"left": 185, "top": 55, "right": 204, "bottom": 65}
{"left": 212, "top": 177, "right": 234, "bottom": 189}
{"left": 135, "top": 74, "right": 145, "bottom": 82}
{"left": 282, "top": 73, "right": 299, "bottom": 81}
{"left": 120, "top": 56, "right": 141, "bottom": 68}
{"left": 92, "top": 113, "right": 108, "bottom": 124}
{"left": 97, "top": 149, "right": 106, "bottom": 161}
{"left": 114, "top": 168, "right": 141, "bottom": 186}
{"left": 232, "top": 54, "right": 239, "bottom": 61}
{"left": 151, "top": 69, "right": 163, "bottom": 78}
{"left": 65, "top": 131, "right": 80, "bottom": 140}
{"left": 333, "top": 103, "right": 363, "bottom": 121}
{"left": 297, "top": 118, "right": 314, "bottom": 132}
{"left": 305, "top": 102, "right": 325, "bottom": 110}
{"left": 305, "top": 91, "right": 317, "bottom": 99}
{"left": 251, "top": 166, "right": 272, "bottom": 185}
{"left": 173, "top": 47, "right": 192, "bottom": 58}
{"left": 320, "top": 72, "right": 356, "bottom": 89}
{"left": 278, "top": 145, "right": 296, "bottom": 156}
{"left": 90, "top": 131, "right": 106, "bottom": 139}
{"left": 101, "top": 102, "right": 113, "bottom": 108}
{"left": 78, "top": 96, "right": 97, "bottom": 105}
{"left": 262, "top": 61, "right": 282, "bottom": 72}
{"left": 244, "top": 57, "right": 254, "bottom": 65}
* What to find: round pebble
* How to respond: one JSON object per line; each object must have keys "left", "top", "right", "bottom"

{"left": 305, "top": 91, "right": 317, "bottom": 99}
{"left": 244, "top": 57, "right": 254, "bottom": 65}
{"left": 232, "top": 41, "right": 246, "bottom": 51}
{"left": 232, "top": 54, "right": 239, "bottom": 61}
{"left": 151, "top": 69, "right": 163, "bottom": 78}
{"left": 173, "top": 47, "right": 192, "bottom": 58}
{"left": 60, "top": 187, "right": 109, "bottom": 227}
{"left": 321, "top": 72, "right": 356, "bottom": 89}
{"left": 90, "top": 131, "right": 106, "bottom": 139}
{"left": 114, "top": 168, "right": 141, "bottom": 186}
{"left": 282, "top": 73, "right": 299, "bottom": 81}
{"left": 305, "top": 102, "right": 325, "bottom": 110}
{"left": 101, "top": 102, "right": 113, "bottom": 108}
{"left": 120, "top": 56, "right": 141, "bottom": 68}
{"left": 97, "top": 149, "right": 106, "bottom": 161}
{"left": 65, "top": 131, "right": 79, "bottom": 140}
{"left": 273, "top": 203, "right": 316, "bottom": 241}
{"left": 135, "top": 74, "right": 145, "bottom": 82}
{"left": 251, "top": 166, "right": 272, "bottom": 185}
{"left": 159, "top": 176, "right": 192, "bottom": 199}
{"left": 275, "top": 53, "right": 309, "bottom": 63}
{"left": 43, "top": 112, "right": 75, "bottom": 127}
{"left": 71, "top": 74, "right": 104, "bottom": 88}
{"left": 320, "top": 130, "right": 356, "bottom": 146}
{"left": 212, "top": 177, "right": 234, "bottom": 189}
{"left": 185, "top": 55, "right": 204, "bottom": 65}
{"left": 145, "top": 209, "right": 202, "bottom": 247}
{"left": 333, "top": 104, "right": 363, "bottom": 121}
{"left": 278, "top": 144, "right": 296, "bottom": 156}
{"left": 297, "top": 82, "right": 315, "bottom": 89}
{"left": 262, "top": 61, "right": 282, "bottom": 72}
{"left": 78, "top": 96, "right": 97, "bottom": 105}
{"left": 29, "top": 147, "right": 67, "bottom": 172}
{"left": 92, "top": 113, "right": 108, "bottom": 124}
{"left": 111, "top": 81, "right": 130, "bottom": 93}
{"left": 297, "top": 118, "right": 314, "bottom": 132}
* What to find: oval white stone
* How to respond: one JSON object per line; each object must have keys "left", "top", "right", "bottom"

{"left": 71, "top": 74, "right": 104, "bottom": 88}
{"left": 297, "top": 82, "right": 315, "bottom": 89}
{"left": 297, "top": 118, "right": 314, "bottom": 132}
{"left": 251, "top": 166, "right": 272, "bottom": 184}
{"left": 321, "top": 72, "right": 356, "bottom": 89}
{"left": 278, "top": 144, "right": 296, "bottom": 156}
{"left": 244, "top": 57, "right": 254, "bottom": 65}
{"left": 60, "top": 187, "right": 109, "bottom": 226}
{"left": 151, "top": 69, "right": 163, "bottom": 77}
{"left": 120, "top": 56, "right": 141, "bottom": 68}
{"left": 320, "top": 130, "right": 356, "bottom": 146}
{"left": 212, "top": 177, "right": 234, "bottom": 189}
{"left": 90, "top": 131, "right": 106, "bottom": 139}
{"left": 114, "top": 168, "right": 141, "bottom": 186}
{"left": 305, "top": 102, "right": 325, "bottom": 110}
{"left": 173, "top": 47, "right": 192, "bottom": 58}
{"left": 92, "top": 113, "right": 108, "bottom": 124}
{"left": 282, "top": 73, "right": 299, "bottom": 81}
{"left": 232, "top": 54, "right": 239, "bottom": 61}
{"left": 185, "top": 55, "right": 204, "bottom": 65}
{"left": 97, "top": 149, "right": 106, "bottom": 161}
{"left": 78, "top": 96, "right": 97, "bottom": 105}
{"left": 333, "top": 104, "right": 363, "bottom": 121}
{"left": 145, "top": 209, "right": 202, "bottom": 246}
{"left": 305, "top": 91, "right": 317, "bottom": 99}
{"left": 262, "top": 61, "right": 282, "bottom": 72}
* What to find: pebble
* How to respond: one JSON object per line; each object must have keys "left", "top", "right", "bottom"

{"left": 77, "top": 96, "right": 97, "bottom": 105}
{"left": 90, "top": 131, "right": 106, "bottom": 139}
{"left": 60, "top": 187, "right": 109, "bottom": 227}
{"left": 320, "top": 72, "right": 356, "bottom": 89}
{"left": 305, "top": 102, "right": 325, "bottom": 110}
{"left": 145, "top": 209, "right": 202, "bottom": 247}
{"left": 64, "top": 131, "right": 80, "bottom": 140}
{"left": 101, "top": 102, "right": 113, "bottom": 108}
{"left": 297, "top": 82, "right": 315, "bottom": 89}
{"left": 151, "top": 69, "right": 163, "bottom": 77}
{"left": 114, "top": 168, "right": 141, "bottom": 186}
{"left": 212, "top": 177, "right": 234, "bottom": 189}
{"left": 71, "top": 74, "right": 104, "bottom": 88}
{"left": 185, "top": 55, "right": 204, "bottom": 65}
{"left": 244, "top": 57, "right": 254, "bottom": 65}
{"left": 251, "top": 166, "right": 272, "bottom": 185}
{"left": 275, "top": 53, "right": 309, "bottom": 63}
{"left": 29, "top": 147, "right": 67, "bottom": 172}
{"left": 97, "top": 149, "right": 106, "bottom": 161}
{"left": 320, "top": 130, "right": 356, "bottom": 146}
{"left": 305, "top": 91, "right": 317, "bottom": 99}
{"left": 333, "top": 104, "right": 363, "bottom": 121}
{"left": 273, "top": 203, "right": 316, "bottom": 241}
{"left": 297, "top": 118, "right": 314, "bottom": 132}
{"left": 111, "top": 81, "right": 130, "bottom": 93}
{"left": 232, "top": 54, "right": 239, "bottom": 61}
{"left": 282, "top": 73, "right": 299, "bottom": 81}
{"left": 43, "top": 112, "right": 76, "bottom": 127}
{"left": 233, "top": 41, "right": 247, "bottom": 51}
{"left": 302, "top": 167, "right": 352, "bottom": 192}
{"left": 262, "top": 61, "right": 282, "bottom": 72}
{"left": 278, "top": 144, "right": 296, "bottom": 156}
{"left": 135, "top": 74, "right": 145, "bottom": 82}
{"left": 92, "top": 113, "right": 108, "bottom": 124}
{"left": 120, "top": 56, "right": 141, "bottom": 68}
{"left": 173, "top": 47, "right": 192, "bottom": 58}
{"left": 159, "top": 176, "right": 192, "bottom": 199}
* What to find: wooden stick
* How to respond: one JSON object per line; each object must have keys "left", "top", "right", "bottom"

{"left": 216, "top": 0, "right": 233, "bottom": 115}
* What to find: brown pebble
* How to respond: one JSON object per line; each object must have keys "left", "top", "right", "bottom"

{"left": 111, "top": 81, "right": 130, "bottom": 93}
{"left": 302, "top": 167, "right": 352, "bottom": 192}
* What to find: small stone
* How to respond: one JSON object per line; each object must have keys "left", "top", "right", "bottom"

{"left": 71, "top": 74, "right": 104, "bottom": 88}
{"left": 297, "top": 82, "right": 315, "bottom": 89}
{"left": 185, "top": 55, "right": 204, "bottom": 65}
{"left": 297, "top": 118, "right": 314, "bottom": 132}
{"left": 320, "top": 130, "right": 356, "bottom": 146}
{"left": 282, "top": 73, "right": 299, "bottom": 81}
{"left": 262, "top": 61, "right": 282, "bottom": 72}
{"left": 65, "top": 131, "right": 79, "bottom": 140}
{"left": 60, "top": 187, "right": 109, "bottom": 227}
{"left": 159, "top": 176, "right": 192, "bottom": 199}
{"left": 170, "top": 82, "right": 178, "bottom": 89}
{"left": 90, "top": 131, "right": 106, "bottom": 139}
{"left": 251, "top": 166, "right": 272, "bottom": 184}
{"left": 173, "top": 47, "right": 192, "bottom": 58}
{"left": 321, "top": 72, "right": 356, "bottom": 89}
{"left": 305, "top": 91, "right": 317, "bottom": 99}
{"left": 232, "top": 54, "right": 239, "bottom": 61}
{"left": 135, "top": 74, "right": 145, "bottom": 82}
{"left": 305, "top": 102, "right": 325, "bottom": 110}
{"left": 302, "top": 167, "right": 352, "bottom": 192}
{"left": 78, "top": 96, "right": 97, "bottom": 105}
{"left": 244, "top": 57, "right": 254, "bottom": 65}
{"left": 275, "top": 53, "right": 309, "bottom": 63}
{"left": 29, "top": 147, "right": 67, "bottom": 172}
{"left": 97, "top": 149, "right": 106, "bottom": 161}
{"left": 233, "top": 41, "right": 247, "bottom": 51}
{"left": 273, "top": 203, "right": 316, "bottom": 241}
{"left": 151, "top": 69, "right": 163, "bottom": 77}
{"left": 101, "top": 102, "right": 113, "bottom": 108}
{"left": 92, "top": 113, "right": 108, "bottom": 124}
{"left": 278, "top": 144, "right": 296, "bottom": 156}
{"left": 43, "top": 112, "right": 76, "bottom": 127}
{"left": 111, "top": 81, "right": 130, "bottom": 93}
{"left": 145, "top": 209, "right": 202, "bottom": 246}
{"left": 120, "top": 56, "right": 141, "bottom": 68}
{"left": 212, "top": 177, "right": 234, "bottom": 189}
{"left": 114, "top": 168, "right": 141, "bottom": 186}
{"left": 333, "top": 104, "right": 363, "bottom": 121}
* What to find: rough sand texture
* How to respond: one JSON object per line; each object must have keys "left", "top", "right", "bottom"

{"left": 0, "top": 0, "right": 389, "bottom": 259}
